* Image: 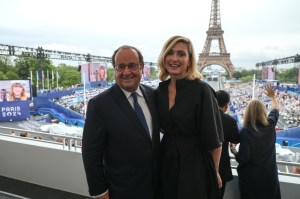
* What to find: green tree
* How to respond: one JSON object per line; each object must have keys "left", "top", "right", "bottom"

{"left": 0, "top": 56, "right": 16, "bottom": 80}
{"left": 254, "top": 68, "right": 262, "bottom": 80}
{"left": 233, "top": 71, "right": 242, "bottom": 79}
{"left": 13, "top": 56, "right": 54, "bottom": 84}
{"left": 21, "top": 57, "right": 52, "bottom": 72}
{"left": 0, "top": 56, "right": 13, "bottom": 75}
{"left": 14, "top": 58, "right": 31, "bottom": 79}
{"left": 240, "top": 75, "right": 253, "bottom": 83}
{"left": 0, "top": 71, "right": 8, "bottom": 79}
{"left": 56, "top": 64, "right": 81, "bottom": 88}
{"left": 150, "top": 66, "right": 157, "bottom": 80}
{"left": 107, "top": 67, "right": 115, "bottom": 82}
{"left": 6, "top": 70, "right": 19, "bottom": 80}
{"left": 239, "top": 69, "right": 257, "bottom": 78}
{"left": 276, "top": 67, "right": 298, "bottom": 84}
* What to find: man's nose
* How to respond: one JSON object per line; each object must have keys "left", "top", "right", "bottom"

{"left": 122, "top": 66, "right": 131, "bottom": 74}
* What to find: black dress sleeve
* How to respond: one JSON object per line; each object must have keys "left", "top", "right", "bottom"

{"left": 267, "top": 109, "right": 279, "bottom": 127}
{"left": 197, "top": 82, "right": 223, "bottom": 150}
{"left": 226, "top": 115, "right": 240, "bottom": 144}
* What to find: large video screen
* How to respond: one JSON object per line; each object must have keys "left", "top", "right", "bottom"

{"left": 80, "top": 62, "right": 108, "bottom": 83}
{"left": 0, "top": 80, "right": 32, "bottom": 102}
{"left": 143, "top": 63, "right": 151, "bottom": 81}
{"left": 0, "top": 80, "right": 31, "bottom": 122}
{"left": 261, "top": 66, "right": 268, "bottom": 80}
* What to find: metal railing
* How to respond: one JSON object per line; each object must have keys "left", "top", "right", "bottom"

{"left": 1, "top": 125, "right": 300, "bottom": 178}
{"left": 230, "top": 156, "right": 300, "bottom": 177}
{"left": 0, "top": 126, "right": 82, "bottom": 152}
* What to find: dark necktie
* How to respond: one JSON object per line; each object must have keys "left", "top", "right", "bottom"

{"left": 131, "top": 92, "right": 149, "bottom": 135}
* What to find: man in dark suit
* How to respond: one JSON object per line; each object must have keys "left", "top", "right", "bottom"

{"left": 216, "top": 90, "right": 240, "bottom": 198}
{"left": 82, "top": 45, "right": 160, "bottom": 199}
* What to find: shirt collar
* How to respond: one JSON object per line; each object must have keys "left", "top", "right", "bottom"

{"left": 120, "top": 86, "right": 143, "bottom": 99}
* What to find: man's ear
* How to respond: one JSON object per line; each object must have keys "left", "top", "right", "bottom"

{"left": 224, "top": 103, "right": 229, "bottom": 112}
{"left": 140, "top": 64, "right": 144, "bottom": 72}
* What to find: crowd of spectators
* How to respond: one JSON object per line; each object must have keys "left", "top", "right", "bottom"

{"left": 52, "top": 81, "right": 299, "bottom": 129}
{"left": 229, "top": 82, "right": 300, "bottom": 129}
{"left": 52, "top": 87, "right": 109, "bottom": 116}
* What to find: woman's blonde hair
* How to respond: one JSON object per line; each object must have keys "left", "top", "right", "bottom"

{"left": 243, "top": 99, "right": 269, "bottom": 132}
{"left": 157, "top": 35, "right": 202, "bottom": 81}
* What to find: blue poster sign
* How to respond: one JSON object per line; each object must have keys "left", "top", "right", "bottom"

{"left": 0, "top": 101, "right": 31, "bottom": 122}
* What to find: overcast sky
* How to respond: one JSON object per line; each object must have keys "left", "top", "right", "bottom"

{"left": 1, "top": 0, "right": 299, "bottom": 69}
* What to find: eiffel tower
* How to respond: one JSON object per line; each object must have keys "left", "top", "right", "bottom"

{"left": 197, "top": 0, "right": 235, "bottom": 78}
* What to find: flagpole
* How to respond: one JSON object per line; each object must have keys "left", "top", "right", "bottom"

{"left": 83, "top": 72, "right": 87, "bottom": 117}
{"left": 47, "top": 70, "right": 49, "bottom": 90}
{"left": 36, "top": 71, "right": 39, "bottom": 91}
{"left": 29, "top": 70, "right": 33, "bottom": 99}
{"left": 252, "top": 74, "right": 256, "bottom": 99}
{"left": 52, "top": 70, "right": 54, "bottom": 87}
{"left": 30, "top": 71, "right": 33, "bottom": 83}
{"left": 42, "top": 70, "right": 45, "bottom": 90}
{"left": 56, "top": 71, "right": 59, "bottom": 89}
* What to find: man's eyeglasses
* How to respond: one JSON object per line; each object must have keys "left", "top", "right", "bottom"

{"left": 114, "top": 63, "right": 140, "bottom": 72}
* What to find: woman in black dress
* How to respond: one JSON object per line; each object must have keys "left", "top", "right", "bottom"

{"left": 231, "top": 84, "right": 281, "bottom": 199}
{"left": 156, "top": 35, "right": 223, "bottom": 199}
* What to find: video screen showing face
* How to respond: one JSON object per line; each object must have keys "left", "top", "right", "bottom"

{"left": 0, "top": 80, "right": 31, "bottom": 102}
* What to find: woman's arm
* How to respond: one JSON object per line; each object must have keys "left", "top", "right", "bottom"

{"left": 264, "top": 84, "right": 279, "bottom": 110}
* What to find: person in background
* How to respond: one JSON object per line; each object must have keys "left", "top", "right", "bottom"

{"left": 0, "top": 89, "right": 7, "bottom": 102}
{"left": 216, "top": 90, "right": 240, "bottom": 198}
{"left": 143, "top": 66, "right": 151, "bottom": 81}
{"left": 231, "top": 84, "right": 281, "bottom": 199}
{"left": 156, "top": 35, "right": 223, "bottom": 199}
{"left": 10, "top": 131, "right": 16, "bottom": 136}
{"left": 293, "top": 166, "right": 300, "bottom": 174}
{"left": 20, "top": 132, "right": 30, "bottom": 138}
{"left": 98, "top": 65, "right": 107, "bottom": 81}
{"left": 7, "top": 82, "right": 28, "bottom": 101}
{"left": 82, "top": 45, "right": 160, "bottom": 199}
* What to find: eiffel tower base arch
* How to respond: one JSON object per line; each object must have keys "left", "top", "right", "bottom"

{"left": 197, "top": 54, "right": 235, "bottom": 78}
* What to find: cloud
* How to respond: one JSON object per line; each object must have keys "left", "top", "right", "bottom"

{"left": 1, "top": 0, "right": 300, "bottom": 70}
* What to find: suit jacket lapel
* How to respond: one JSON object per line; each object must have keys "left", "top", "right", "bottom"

{"left": 111, "top": 85, "right": 151, "bottom": 140}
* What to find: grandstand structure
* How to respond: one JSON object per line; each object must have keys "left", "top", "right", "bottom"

{"left": 256, "top": 54, "right": 300, "bottom": 67}
{"left": 0, "top": 43, "right": 156, "bottom": 67}
{"left": 0, "top": 43, "right": 110, "bottom": 63}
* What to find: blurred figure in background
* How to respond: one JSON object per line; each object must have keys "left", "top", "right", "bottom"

{"left": 20, "top": 132, "right": 30, "bottom": 138}
{"left": 231, "top": 84, "right": 281, "bottom": 199}
{"left": 0, "top": 89, "right": 7, "bottom": 102}
{"left": 216, "top": 90, "right": 240, "bottom": 198}
{"left": 293, "top": 166, "right": 300, "bottom": 174}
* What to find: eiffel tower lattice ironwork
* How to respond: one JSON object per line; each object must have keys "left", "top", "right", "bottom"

{"left": 197, "top": 0, "right": 235, "bottom": 78}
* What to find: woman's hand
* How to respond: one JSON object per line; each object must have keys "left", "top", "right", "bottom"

{"left": 264, "top": 84, "right": 279, "bottom": 110}
{"left": 95, "top": 191, "right": 109, "bottom": 199}
{"left": 264, "top": 84, "right": 275, "bottom": 98}
{"left": 216, "top": 172, "right": 222, "bottom": 188}
{"left": 230, "top": 144, "right": 238, "bottom": 155}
